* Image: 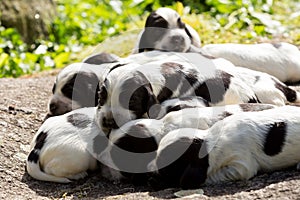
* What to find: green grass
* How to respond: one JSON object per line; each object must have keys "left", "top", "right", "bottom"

{"left": 0, "top": 0, "right": 300, "bottom": 77}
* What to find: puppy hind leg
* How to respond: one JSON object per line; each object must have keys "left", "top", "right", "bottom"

{"left": 206, "top": 163, "right": 257, "bottom": 184}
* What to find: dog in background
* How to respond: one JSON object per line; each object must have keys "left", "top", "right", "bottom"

{"left": 149, "top": 105, "right": 300, "bottom": 189}
{"left": 96, "top": 51, "right": 300, "bottom": 134}
{"left": 201, "top": 42, "right": 300, "bottom": 83}
{"left": 133, "top": 7, "right": 201, "bottom": 53}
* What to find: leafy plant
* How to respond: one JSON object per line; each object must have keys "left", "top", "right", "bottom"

{"left": 0, "top": 0, "right": 299, "bottom": 77}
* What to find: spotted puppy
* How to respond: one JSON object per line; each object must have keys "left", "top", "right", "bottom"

{"left": 149, "top": 105, "right": 300, "bottom": 189}
{"left": 26, "top": 96, "right": 207, "bottom": 183}
{"left": 48, "top": 56, "right": 119, "bottom": 117}
{"left": 96, "top": 51, "right": 300, "bottom": 134}
{"left": 26, "top": 107, "right": 106, "bottom": 183}
{"left": 99, "top": 103, "right": 276, "bottom": 183}
{"left": 201, "top": 42, "right": 300, "bottom": 82}
{"left": 133, "top": 7, "right": 201, "bottom": 53}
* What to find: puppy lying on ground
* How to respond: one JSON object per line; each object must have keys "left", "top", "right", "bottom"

{"left": 201, "top": 42, "right": 300, "bottom": 83}
{"left": 96, "top": 51, "right": 300, "bottom": 134}
{"left": 149, "top": 105, "right": 300, "bottom": 189}
{"left": 47, "top": 56, "right": 120, "bottom": 117}
{"left": 25, "top": 97, "right": 207, "bottom": 183}
{"left": 133, "top": 7, "right": 201, "bottom": 53}
{"left": 26, "top": 107, "right": 103, "bottom": 183}
{"left": 99, "top": 103, "right": 276, "bottom": 183}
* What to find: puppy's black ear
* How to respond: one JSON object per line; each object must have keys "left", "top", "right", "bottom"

{"left": 119, "top": 71, "right": 158, "bottom": 118}
{"left": 70, "top": 71, "right": 100, "bottom": 107}
{"left": 179, "top": 138, "right": 209, "bottom": 189}
{"left": 138, "top": 11, "right": 168, "bottom": 52}
{"left": 155, "top": 137, "right": 209, "bottom": 189}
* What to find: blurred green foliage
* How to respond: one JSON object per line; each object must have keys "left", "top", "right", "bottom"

{"left": 0, "top": 0, "right": 299, "bottom": 77}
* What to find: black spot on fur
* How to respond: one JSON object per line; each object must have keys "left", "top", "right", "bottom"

{"left": 219, "top": 111, "right": 233, "bottom": 118}
{"left": 98, "top": 80, "right": 108, "bottom": 107}
{"left": 263, "top": 121, "right": 287, "bottom": 156}
{"left": 67, "top": 113, "right": 91, "bottom": 129}
{"left": 272, "top": 78, "right": 297, "bottom": 102}
{"left": 83, "top": 52, "right": 118, "bottom": 65}
{"left": 62, "top": 71, "right": 100, "bottom": 106}
{"left": 179, "top": 69, "right": 199, "bottom": 95}
{"left": 108, "top": 63, "right": 128, "bottom": 74}
{"left": 239, "top": 103, "right": 275, "bottom": 112}
{"left": 114, "top": 125, "right": 158, "bottom": 154}
{"left": 155, "top": 137, "right": 209, "bottom": 189}
{"left": 272, "top": 43, "right": 282, "bottom": 49}
{"left": 35, "top": 131, "right": 48, "bottom": 150}
{"left": 139, "top": 12, "right": 168, "bottom": 52}
{"left": 157, "top": 62, "right": 184, "bottom": 102}
{"left": 119, "top": 72, "right": 157, "bottom": 118}
{"left": 158, "top": 63, "right": 198, "bottom": 103}
{"left": 161, "top": 62, "right": 184, "bottom": 70}
{"left": 27, "top": 150, "right": 39, "bottom": 163}
{"left": 110, "top": 124, "right": 158, "bottom": 182}
{"left": 165, "top": 105, "right": 186, "bottom": 113}
{"left": 93, "top": 133, "right": 108, "bottom": 155}
{"left": 254, "top": 76, "right": 260, "bottom": 84}
{"left": 247, "top": 97, "right": 259, "bottom": 103}
{"left": 194, "top": 71, "right": 232, "bottom": 104}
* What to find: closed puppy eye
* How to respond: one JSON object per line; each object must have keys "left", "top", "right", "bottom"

{"left": 177, "top": 18, "right": 186, "bottom": 29}
{"left": 98, "top": 84, "right": 108, "bottom": 106}
{"left": 52, "top": 83, "right": 56, "bottom": 94}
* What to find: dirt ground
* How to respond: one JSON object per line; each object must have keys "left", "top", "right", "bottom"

{"left": 1, "top": 70, "right": 300, "bottom": 200}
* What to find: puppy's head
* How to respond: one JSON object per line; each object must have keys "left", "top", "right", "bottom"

{"left": 96, "top": 66, "right": 158, "bottom": 134}
{"left": 148, "top": 128, "right": 209, "bottom": 189}
{"left": 135, "top": 7, "right": 201, "bottom": 53}
{"left": 99, "top": 119, "right": 163, "bottom": 184}
{"left": 47, "top": 63, "right": 112, "bottom": 117}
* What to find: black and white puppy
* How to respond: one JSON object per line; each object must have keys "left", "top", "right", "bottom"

{"left": 48, "top": 57, "right": 119, "bottom": 117}
{"left": 96, "top": 51, "right": 300, "bottom": 134}
{"left": 201, "top": 42, "right": 300, "bottom": 82}
{"left": 133, "top": 7, "right": 201, "bottom": 53}
{"left": 99, "top": 103, "right": 276, "bottom": 183}
{"left": 149, "top": 105, "right": 300, "bottom": 189}
{"left": 82, "top": 52, "right": 119, "bottom": 65}
{"left": 26, "top": 107, "right": 103, "bottom": 183}
{"left": 26, "top": 96, "right": 207, "bottom": 183}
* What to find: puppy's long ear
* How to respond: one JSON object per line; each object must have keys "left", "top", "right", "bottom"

{"left": 179, "top": 138, "right": 209, "bottom": 189}
{"left": 138, "top": 11, "right": 168, "bottom": 52}
{"left": 70, "top": 71, "right": 100, "bottom": 107}
{"left": 119, "top": 71, "right": 158, "bottom": 118}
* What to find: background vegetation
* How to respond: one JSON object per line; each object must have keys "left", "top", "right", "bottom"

{"left": 0, "top": 0, "right": 299, "bottom": 77}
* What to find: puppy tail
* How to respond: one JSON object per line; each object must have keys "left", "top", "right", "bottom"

{"left": 26, "top": 150, "right": 72, "bottom": 183}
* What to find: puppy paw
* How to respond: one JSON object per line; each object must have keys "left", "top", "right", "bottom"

{"left": 296, "top": 163, "right": 300, "bottom": 171}
{"left": 67, "top": 171, "right": 88, "bottom": 180}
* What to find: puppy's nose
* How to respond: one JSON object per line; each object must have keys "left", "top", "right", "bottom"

{"left": 102, "top": 116, "right": 118, "bottom": 130}
{"left": 171, "top": 35, "right": 184, "bottom": 44}
{"left": 49, "top": 103, "right": 57, "bottom": 113}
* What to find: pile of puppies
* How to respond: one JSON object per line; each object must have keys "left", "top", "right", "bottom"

{"left": 26, "top": 7, "right": 300, "bottom": 189}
